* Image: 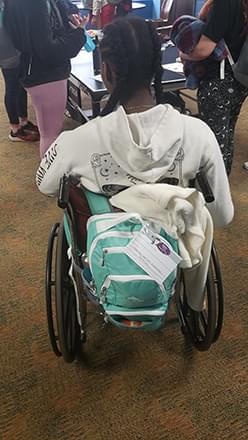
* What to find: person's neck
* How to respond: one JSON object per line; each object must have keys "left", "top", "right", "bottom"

{"left": 123, "top": 89, "right": 155, "bottom": 114}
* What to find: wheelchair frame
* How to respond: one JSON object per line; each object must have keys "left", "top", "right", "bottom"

{"left": 45, "top": 177, "right": 224, "bottom": 362}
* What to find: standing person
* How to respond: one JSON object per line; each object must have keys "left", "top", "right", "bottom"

{"left": 4, "top": 0, "right": 86, "bottom": 157}
{"left": 179, "top": 0, "right": 248, "bottom": 176}
{"left": 36, "top": 17, "right": 233, "bottom": 228}
{"left": 91, "top": 0, "right": 116, "bottom": 28}
{"left": 0, "top": 0, "right": 38, "bottom": 142}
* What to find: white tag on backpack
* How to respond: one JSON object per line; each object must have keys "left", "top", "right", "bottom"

{"left": 125, "top": 226, "right": 181, "bottom": 285}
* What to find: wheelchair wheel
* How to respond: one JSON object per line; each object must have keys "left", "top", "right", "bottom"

{"left": 210, "top": 242, "right": 224, "bottom": 342}
{"left": 46, "top": 222, "right": 62, "bottom": 357}
{"left": 46, "top": 221, "right": 86, "bottom": 362}
{"left": 176, "top": 244, "right": 224, "bottom": 351}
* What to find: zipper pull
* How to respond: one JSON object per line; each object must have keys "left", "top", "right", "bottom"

{"left": 100, "top": 286, "right": 107, "bottom": 304}
{"left": 101, "top": 249, "right": 108, "bottom": 266}
{"left": 28, "top": 56, "right": 32, "bottom": 76}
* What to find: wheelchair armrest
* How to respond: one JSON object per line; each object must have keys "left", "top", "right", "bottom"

{"left": 58, "top": 174, "right": 70, "bottom": 209}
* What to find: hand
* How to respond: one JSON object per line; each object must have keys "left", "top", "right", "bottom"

{"left": 178, "top": 50, "right": 188, "bottom": 62}
{"left": 69, "top": 14, "right": 88, "bottom": 29}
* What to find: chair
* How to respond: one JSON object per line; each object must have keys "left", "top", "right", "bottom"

{"left": 45, "top": 173, "right": 224, "bottom": 363}
{"left": 161, "top": 0, "right": 196, "bottom": 21}
{"left": 150, "top": 0, "right": 196, "bottom": 37}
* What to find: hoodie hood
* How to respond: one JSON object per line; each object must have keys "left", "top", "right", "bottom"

{"left": 97, "top": 104, "right": 184, "bottom": 183}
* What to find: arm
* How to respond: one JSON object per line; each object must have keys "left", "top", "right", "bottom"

{"left": 36, "top": 133, "right": 74, "bottom": 197}
{"left": 29, "top": 1, "right": 86, "bottom": 65}
{"left": 180, "top": 35, "right": 217, "bottom": 61}
{"left": 199, "top": 126, "right": 234, "bottom": 227}
{"left": 180, "top": 0, "right": 228, "bottom": 62}
{"left": 198, "top": 0, "right": 213, "bottom": 20}
{"left": 36, "top": 119, "right": 98, "bottom": 196}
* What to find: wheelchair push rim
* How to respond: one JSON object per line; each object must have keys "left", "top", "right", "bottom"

{"left": 45, "top": 222, "right": 62, "bottom": 357}
{"left": 176, "top": 243, "right": 224, "bottom": 351}
{"left": 210, "top": 242, "right": 224, "bottom": 343}
{"left": 55, "top": 221, "right": 82, "bottom": 362}
{"left": 46, "top": 220, "right": 86, "bottom": 362}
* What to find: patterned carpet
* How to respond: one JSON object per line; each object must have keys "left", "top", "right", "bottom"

{"left": 0, "top": 77, "right": 248, "bottom": 440}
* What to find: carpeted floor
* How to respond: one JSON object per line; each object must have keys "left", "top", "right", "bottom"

{"left": 0, "top": 76, "right": 248, "bottom": 440}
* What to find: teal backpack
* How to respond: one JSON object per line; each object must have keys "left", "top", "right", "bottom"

{"left": 66, "top": 189, "right": 181, "bottom": 332}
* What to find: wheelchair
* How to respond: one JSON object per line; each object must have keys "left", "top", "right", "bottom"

{"left": 45, "top": 175, "right": 224, "bottom": 363}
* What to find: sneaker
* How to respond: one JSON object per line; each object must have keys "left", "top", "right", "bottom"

{"left": 9, "top": 127, "right": 39, "bottom": 142}
{"left": 22, "top": 120, "right": 39, "bottom": 134}
{"left": 243, "top": 161, "right": 248, "bottom": 171}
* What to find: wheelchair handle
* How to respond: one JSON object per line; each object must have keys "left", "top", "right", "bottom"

{"left": 195, "top": 171, "right": 215, "bottom": 203}
{"left": 58, "top": 174, "right": 70, "bottom": 209}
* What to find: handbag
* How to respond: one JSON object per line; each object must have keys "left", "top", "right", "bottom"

{"left": 226, "top": 37, "right": 248, "bottom": 87}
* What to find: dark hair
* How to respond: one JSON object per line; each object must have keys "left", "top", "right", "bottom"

{"left": 99, "top": 17, "right": 163, "bottom": 116}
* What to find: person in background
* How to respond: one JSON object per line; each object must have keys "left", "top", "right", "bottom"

{"left": 4, "top": 0, "right": 86, "bottom": 157}
{"left": 179, "top": 0, "right": 248, "bottom": 176}
{"left": 87, "top": 0, "right": 131, "bottom": 30}
{"left": 91, "top": 0, "right": 116, "bottom": 29}
{"left": 36, "top": 17, "right": 233, "bottom": 228}
{"left": 116, "top": 0, "right": 132, "bottom": 17}
{"left": 0, "top": 0, "right": 38, "bottom": 142}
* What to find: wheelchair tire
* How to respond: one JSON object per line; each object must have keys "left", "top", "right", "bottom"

{"left": 210, "top": 242, "right": 224, "bottom": 343}
{"left": 46, "top": 222, "right": 62, "bottom": 357}
{"left": 176, "top": 244, "right": 223, "bottom": 352}
{"left": 55, "top": 221, "right": 82, "bottom": 363}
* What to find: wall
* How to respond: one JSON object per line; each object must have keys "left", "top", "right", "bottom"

{"left": 152, "top": 0, "right": 160, "bottom": 18}
{"left": 130, "top": 0, "right": 154, "bottom": 19}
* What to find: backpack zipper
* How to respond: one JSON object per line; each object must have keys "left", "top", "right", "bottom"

{"left": 28, "top": 56, "right": 32, "bottom": 75}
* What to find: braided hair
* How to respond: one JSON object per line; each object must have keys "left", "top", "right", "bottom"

{"left": 99, "top": 17, "right": 163, "bottom": 116}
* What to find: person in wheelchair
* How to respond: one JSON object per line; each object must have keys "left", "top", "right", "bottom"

{"left": 36, "top": 16, "right": 233, "bottom": 227}
{"left": 38, "top": 17, "right": 235, "bottom": 360}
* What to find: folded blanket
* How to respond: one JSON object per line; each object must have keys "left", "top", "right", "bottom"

{"left": 170, "top": 15, "right": 228, "bottom": 89}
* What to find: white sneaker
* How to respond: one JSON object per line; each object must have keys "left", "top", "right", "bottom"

{"left": 243, "top": 161, "right": 248, "bottom": 171}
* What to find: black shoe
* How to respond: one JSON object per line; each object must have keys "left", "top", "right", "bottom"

{"left": 9, "top": 127, "right": 39, "bottom": 142}
{"left": 22, "top": 121, "right": 40, "bottom": 135}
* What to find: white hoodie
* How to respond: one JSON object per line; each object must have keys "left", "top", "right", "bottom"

{"left": 36, "top": 104, "right": 234, "bottom": 227}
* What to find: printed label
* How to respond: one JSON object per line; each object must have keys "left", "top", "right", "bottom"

{"left": 125, "top": 226, "right": 181, "bottom": 285}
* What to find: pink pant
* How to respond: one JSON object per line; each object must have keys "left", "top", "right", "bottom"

{"left": 26, "top": 79, "right": 67, "bottom": 158}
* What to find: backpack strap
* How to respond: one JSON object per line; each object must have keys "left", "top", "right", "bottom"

{"left": 83, "top": 188, "right": 113, "bottom": 215}
{"left": 46, "top": 0, "right": 51, "bottom": 15}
